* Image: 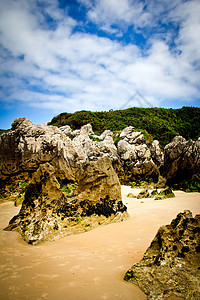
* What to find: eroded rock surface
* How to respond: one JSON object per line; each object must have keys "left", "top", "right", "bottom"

{"left": 1, "top": 118, "right": 127, "bottom": 244}
{"left": 117, "top": 126, "right": 162, "bottom": 183}
{"left": 163, "top": 136, "right": 200, "bottom": 189}
{"left": 124, "top": 210, "right": 200, "bottom": 299}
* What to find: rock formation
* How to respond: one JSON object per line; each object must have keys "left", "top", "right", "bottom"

{"left": 137, "top": 189, "right": 150, "bottom": 199}
{"left": 117, "top": 126, "right": 162, "bottom": 183}
{"left": 163, "top": 136, "right": 200, "bottom": 190}
{"left": 1, "top": 118, "right": 127, "bottom": 244}
{"left": 154, "top": 187, "right": 175, "bottom": 200}
{"left": 1, "top": 118, "right": 199, "bottom": 243}
{"left": 124, "top": 210, "right": 200, "bottom": 299}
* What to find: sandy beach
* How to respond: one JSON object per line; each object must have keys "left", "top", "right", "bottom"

{"left": 0, "top": 186, "right": 200, "bottom": 300}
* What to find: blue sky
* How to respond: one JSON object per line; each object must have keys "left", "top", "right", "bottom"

{"left": 0, "top": 0, "right": 200, "bottom": 129}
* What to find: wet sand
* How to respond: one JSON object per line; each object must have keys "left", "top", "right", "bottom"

{"left": 0, "top": 186, "right": 200, "bottom": 300}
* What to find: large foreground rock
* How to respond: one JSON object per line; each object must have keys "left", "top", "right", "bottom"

{"left": 124, "top": 210, "right": 200, "bottom": 299}
{"left": 1, "top": 118, "right": 127, "bottom": 244}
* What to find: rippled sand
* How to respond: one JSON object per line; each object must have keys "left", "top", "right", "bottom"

{"left": 0, "top": 186, "right": 200, "bottom": 300}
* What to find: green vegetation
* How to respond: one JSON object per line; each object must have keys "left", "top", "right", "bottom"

{"left": 0, "top": 129, "right": 10, "bottom": 135}
{"left": 89, "top": 135, "right": 100, "bottom": 142}
{"left": 154, "top": 188, "right": 175, "bottom": 200}
{"left": 151, "top": 189, "right": 159, "bottom": 197}
{"left": 48, "top": 106, "right": 200, "bottom": 147}
{"left": 21, "top": 220, "right": 30, "bottom": 233}
{"left": 173, "top": 175, "right": 200, "bottom": 192}
{"left": 61, "top": 183, "right": 77, "bottom": 195}
{"left": 126, "top": 179, "right": 155, "bottom": 188}
{"left": 20, "top": 181, "right": 28, "bottom": 193}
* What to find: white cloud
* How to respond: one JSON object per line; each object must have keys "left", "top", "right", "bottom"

{"left": 171, "top": 0, "right": 200, "bottom": 65}
{"left": 0, "top": 0, "right": 199, "bottom": 117}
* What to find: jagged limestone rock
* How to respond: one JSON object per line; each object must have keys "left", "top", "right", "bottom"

{"left": 150, "top": 140, "right": 164, "bottom": 167}
{"left": 117, "top": 139, "right": 160, "bottom": 184}
{"left": 124, "top": 210, "right": 200, "bottom": 300}
{"left": 1, "top": 118, "right": 127, "bottom": 244}
{"left": 163, "top": 136, "right": 200, "bottom": 189}
{"left": 4, "top": 159, "right": 127, "bottom": 244}
{"left": 99, "top": 129, "right": 113, "bottom": 140}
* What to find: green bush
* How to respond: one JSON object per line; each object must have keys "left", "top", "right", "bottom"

{"left": 89, "top": 135, "right": 100, "bottom": 142}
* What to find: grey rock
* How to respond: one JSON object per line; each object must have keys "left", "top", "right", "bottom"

{"left": 124, "top": 210, "right": 200, "bottom": 299}
{"left": 117, "top": 139, "right": 159, "bottom": 183}
{"left": 119, "top": 126, "right": 144, "bottom": 144}
{"left": 1, "top": 118, "right": 127, "bottom": 244}
{"left": 99, "top": 130, "right": 113, "bottom": 140}
{"left": 163, "top": 136, "right": 200, "bottom": 187}
{"left": 150, "top": 140, "right": 164, "bottom": 167}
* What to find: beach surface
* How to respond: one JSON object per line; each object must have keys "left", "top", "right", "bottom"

{"left": 0, "top": 186, "right": 200, "bottom": 300}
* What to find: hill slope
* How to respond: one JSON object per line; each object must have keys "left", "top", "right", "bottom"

{"left": 49, "top": 106, "right": 200, "bottom": 147}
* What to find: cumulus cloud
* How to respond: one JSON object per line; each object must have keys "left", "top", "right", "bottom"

{"left": 0, "top": 0, "right": 199, "bottom": 117}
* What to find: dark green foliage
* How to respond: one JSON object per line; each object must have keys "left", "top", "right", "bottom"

{"left": 173, "top": 175, "right": 200, "bottom": 192}
{"left": 48, "top": 107, "right": 200, "bottom": 147}
{"left": 0, "top": 129, "right": 10, "bottom": 135}
{"left": 89, "top": 135, "right": 100, "bottom": 142}
{"left": 124, "top": 178, "right": 155, "bottom": 188}
{"left": 20, "top": 181, "right": 28, "bottom": 194}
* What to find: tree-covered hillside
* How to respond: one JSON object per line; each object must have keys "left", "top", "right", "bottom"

{"left": 49, "top": 106, "right": 200, "bottom": 147}
{"left": 0, "top": 129, "right": 10, "bottom": 135}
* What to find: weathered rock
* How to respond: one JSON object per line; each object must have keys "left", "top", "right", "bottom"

{"left": 119, "top": 126, "right": 144, "bottom": 144}
{"left": 124, "top": 210, "right": 200, "bottom": 299}
{"left": 5, "top": 160, "right": 127, "bottom": 244}
{"left": 154, "top": 187, "right": 175, "bottom": 200}
{"left": 137, "top": 189, "right": 150, "bottom": 199}
{"left": 1, "top": 118, "right": 127, "bottom": 244}
{"left": 127, "top": 193, "right": 136, "bottom": 198}
{"left": 80, "top": 123, "right": 94, "bottom": 135}
{"left": 119, "top": 126, "right": 135, "bottom": 140}
{"left": 117, "top": 139, "right": 159, "bottom": 183}
{"left": 163, "top": 136, "right": 200, "bottom": 189}
{"left": 150, "top": 189, "right": 159, "bottom": 197}
{"left": 99, "top": 129, "right": 113, "bottom": 140}
{"left": 150, "top": 140, "right": 164, "bottom": 167}
{"left": 59, "top": 124, "right": 72, "bottom": 138}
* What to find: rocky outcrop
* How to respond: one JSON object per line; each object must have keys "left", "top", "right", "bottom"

{"left": 150, "top": 140, "right": 164, "bottom": 167}
{"left": 154, "top": 187, "right": 175, "bottom": 200}
{"left": 5, "top": 160, "right": 126, "bottom": 244}
{"left": 124, "top": 210, "right": 200, "bottom": 299}
{"left": 117, "top": 126, "right": 162, "bottom": 183}
{"left": 1, "top": 118, "right": 127, "bottom": 244}
{"left": 163, "top": 136, "right": 200, "bottom": 189}
{"left": 137, "top": 189, "right": 150, "bottom": 199}
{"left": 2, "top": 118, "right": 199, "bottom": 245}
{"left": 119, "top": 126, "right": 144, "bottom": 144}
